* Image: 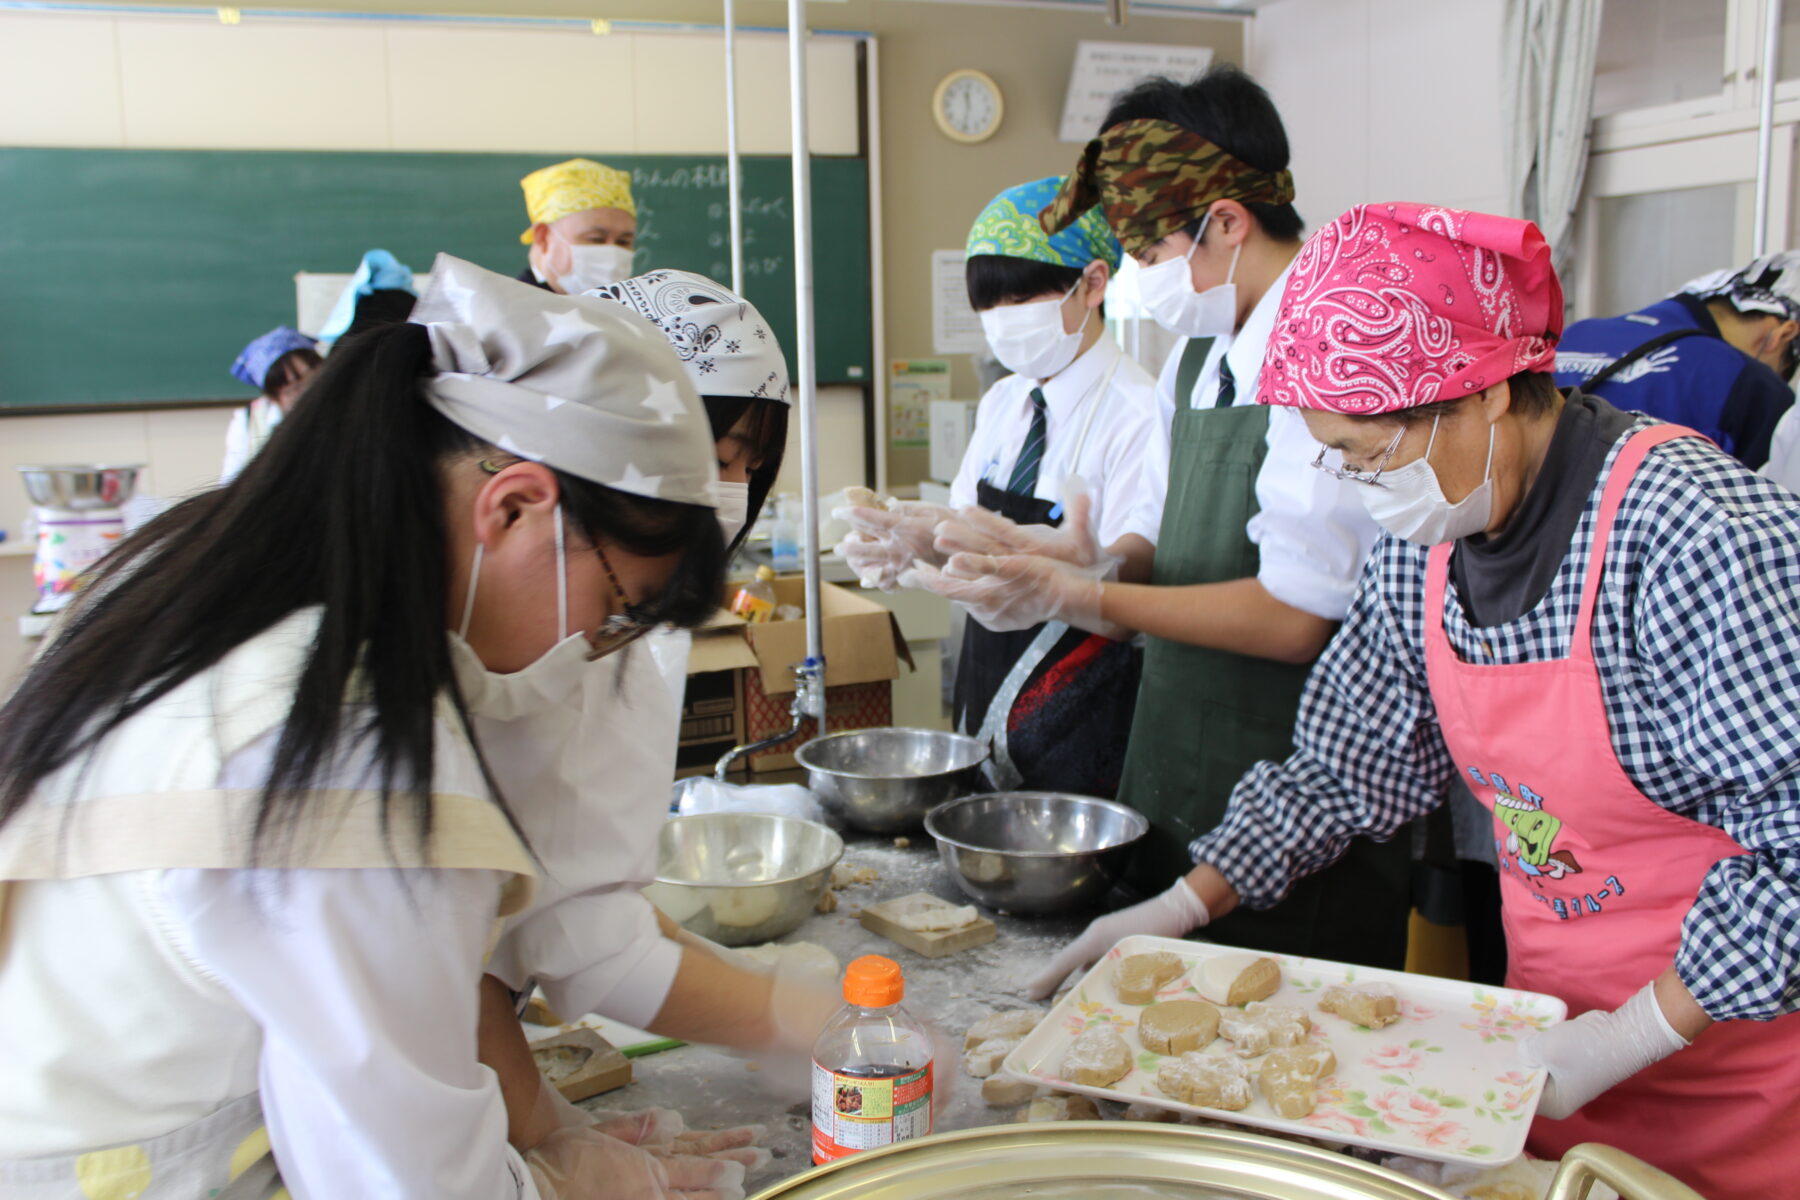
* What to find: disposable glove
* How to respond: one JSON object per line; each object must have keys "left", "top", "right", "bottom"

{"left": 526, "top": 1086, "right": 770, "bottom": 1171}
{"left": 1521, "top": 982, "right": 1689, "bottom": 1120}
{"left": 910, "top": 552, "right": 1118, "bottom": 637}
{"left": 832, "top": 502, "right": 955, "bottom": 591}
{"left": 931, "top": 483, "right": 1110, "bottom": 571}
{"left": 524, "top": 1125, "right": 747, "bottom": 1200}
{"left": 1027, "top": 878, "right": 1211, "bottom": 1001}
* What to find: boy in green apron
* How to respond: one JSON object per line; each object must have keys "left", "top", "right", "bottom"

{"left": 940, "top": 67, "right": 1414, "bottom": 991}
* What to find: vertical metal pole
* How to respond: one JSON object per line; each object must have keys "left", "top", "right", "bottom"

{"left": 788, "top": 0, "right": 826, "bottom": 707}
{"left": 865, "top": 35, "right": 889, "bottom": 495}
{"left": 1755, "top": 0, "right": 1783, "bottom": 256}
{"left": 724, "top": 0, "right": 746, "bottom": 295}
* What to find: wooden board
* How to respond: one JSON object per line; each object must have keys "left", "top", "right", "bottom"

{"left": 529, "top": 1027, "right": 633, "bottom": 1104}
{"left": 859, "top": 892, "right": 997, "bottom": 959}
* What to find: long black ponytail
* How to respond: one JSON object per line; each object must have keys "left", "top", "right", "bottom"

{"left": 0, "top": 321, "right": 725, "bottom": 853}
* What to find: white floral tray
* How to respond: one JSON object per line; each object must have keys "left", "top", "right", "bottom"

{"left": 1001, "top": 935, "right": 1566, "bottom": 1166}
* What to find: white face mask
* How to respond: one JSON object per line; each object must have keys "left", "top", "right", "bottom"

{"left": 1136, "top": 214, "right": 1241, "bottom": 338}
{"left": 979, "top": 281, "right": 1089, "bottom": 380}
{"left": 555, "top": 240, "right": 636, "bottom": 294}
{"left": 713, "top": 480, "right": 750, "bottom": 546}
{"left": 451, "top": 502, "right": 596, "bottom": 719}
{"left": 1359, "top": 415, "right": 1497, "bottom": 546}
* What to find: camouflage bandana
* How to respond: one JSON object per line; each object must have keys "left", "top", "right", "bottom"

{"left": 1039, "top": 118, "right": 1297, "bottom": 257}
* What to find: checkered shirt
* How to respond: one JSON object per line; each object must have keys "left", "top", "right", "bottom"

{"left": 1192, "top": 420, "right": 1800, "bottom": 1021}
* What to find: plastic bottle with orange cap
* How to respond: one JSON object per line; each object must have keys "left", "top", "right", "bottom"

{"left": 809, "top": 955, "right": 935, "bottom": 1164}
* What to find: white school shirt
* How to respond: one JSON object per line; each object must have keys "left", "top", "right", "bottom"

{"left": 950, "top": 336, "right": 1169, "bottom": 548}
{"left": 0, "top": 734, "right": 536, "bottom": 1199}
{"left": 1153, "top": 265, "right": 1379, "bottom": 620}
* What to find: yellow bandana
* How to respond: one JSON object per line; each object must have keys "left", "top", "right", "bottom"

{"left": 519, "top": 158, "right": 636, "bottom": 244}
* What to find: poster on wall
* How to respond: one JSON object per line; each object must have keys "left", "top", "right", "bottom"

{"left": 1059, "top": 42, "right": 1215, "bottom": 142}
{"left": 888, "top": 359, "right": 949, "bottom": 449}
{"left": 932, "top": 250, "right": 988, "bottom": 355}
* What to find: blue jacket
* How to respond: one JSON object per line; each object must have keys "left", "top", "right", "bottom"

{"left": 1554, "top": 294, "right": 1793, "bottom": 468}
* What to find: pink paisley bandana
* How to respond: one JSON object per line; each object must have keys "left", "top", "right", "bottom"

{"left": 1257, "top": 203, "right": 1562, "bottom": 415}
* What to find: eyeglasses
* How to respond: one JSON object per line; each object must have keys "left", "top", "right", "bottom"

{"left": 588, "top": 542, "right": 656, "bottom": 661}
{"left": 1310, "top": 423, "right": 1408, "bottom": 488}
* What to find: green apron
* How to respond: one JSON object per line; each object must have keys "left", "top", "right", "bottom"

{"left": 1115, "top": 338, "right": 1412, "bottom": 969}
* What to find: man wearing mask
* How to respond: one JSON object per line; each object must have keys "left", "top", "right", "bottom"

{"left": 1554, "top": 252, "right": 1800, "bottom": 469}
{"left": 519, "top": 158, "right": 639, "bottom": 294}
{"left": 909, "top": 68, "right": 1406, "bottom": 973}
{"left": 840, "top": 177, "right": 1167, "bottom": 797}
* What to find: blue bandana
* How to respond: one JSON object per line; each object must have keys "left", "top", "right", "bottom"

{"left": 231, "top": 326, "right": 317, "bottom": 391}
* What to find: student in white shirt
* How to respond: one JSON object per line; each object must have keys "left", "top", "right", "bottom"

{"left": 841, "top": 176, "right": 1167, "bottom": 796}
{"left": 0, "top": 257, "right": 754, "bottom": 1200}
{"left": 938, "top": 69, "right": 1410, "bottom": 974}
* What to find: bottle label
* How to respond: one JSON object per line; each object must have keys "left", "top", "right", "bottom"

{"left": 810, "top": 1060, "right": 933, "bottom": 1164}
{"left": 729, "top": 591, "right": 774, "bottom": 622}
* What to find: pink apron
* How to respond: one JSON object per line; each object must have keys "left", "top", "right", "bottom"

{"left": 1423, "top": 423, "right": 1800, "bottom": 1197}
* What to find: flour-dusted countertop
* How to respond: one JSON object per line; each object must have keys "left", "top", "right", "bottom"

{"left": 584, "top": 833, "right": 1095, "bottom": 1192}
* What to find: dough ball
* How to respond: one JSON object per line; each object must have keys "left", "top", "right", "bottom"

{"left": 1196, "top": 954, "right": 1281, "bottom": 1007}
{"left": 1138, "top": 999, "right": 1222, "bottom": 1056}
{"left": 1319, "top": 983, "right": 1401, "bottom": 1030}
{"left": 1115, "top": 952, "right": 1186, "bottom": 1005}
{"left": 1060, "top": 1025, "right": 1133, "bottom": 1088}
{"left": 1259, "top": 1045, "right": 1337, "bottom": 1119}
{"left": 1155, "top": 1052, "right": 1251, "bottom": 1111}
{"left": 965, "top": 1009, "right": 1044, "bottom": 1050}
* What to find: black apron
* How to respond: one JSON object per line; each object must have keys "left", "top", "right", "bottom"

{"left": 1114, "top": 338, "right": 1412, "bottom": 969}
{"left": 951, "top": 484, "right": 1142, "bottom": 799}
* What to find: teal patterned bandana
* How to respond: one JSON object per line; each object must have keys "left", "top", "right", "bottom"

{"left": 966, "top": 175, "right": 1121, "bottom": 270}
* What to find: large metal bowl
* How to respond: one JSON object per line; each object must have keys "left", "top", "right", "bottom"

{"left": 752, "top": 1123, "right": 1459, "bottom": 1199}
{"left": 795, "top": 727, "right": 989, "bottom": 834}
{"left": 643, "top": 812, "right": 844, "bottom": 947}
{"left": 18, "top": 465, "right": 143, "bottom": 511}
{"left": 924, "top": 791, "right": 1148, "bottom": 915}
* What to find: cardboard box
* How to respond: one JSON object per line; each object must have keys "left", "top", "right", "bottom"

{"left": 677, "top": 577, "right": 911, "bottom": 777}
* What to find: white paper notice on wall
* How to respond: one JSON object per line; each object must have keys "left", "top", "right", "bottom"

{"left": 1059, "top": 42, "right": 1215, "bottom": 143}
{"left": 932, "top": 250, "right": 988, "bottom": 356}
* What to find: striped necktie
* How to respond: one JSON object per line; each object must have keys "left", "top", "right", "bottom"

{"left": 1216, "top": 356, "right": 1238, "bottom": 407}
{"left": 1007, "top": 387, "right": 1049, "bottom": 495}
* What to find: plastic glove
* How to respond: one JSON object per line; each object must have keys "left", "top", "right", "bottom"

{"left": 832, "top": 502, "right": 954, "bottom": 591}
{"left": 1521, "top": 982, "right": 1689, "bottom": 1120}
{"left": 931, "top": 483, "right": 1110, "bottom": 570}
{"left": 587, "top": 1108, "right": 770, "bottom": 1171}
{"left": 524, "top": 1124, "right": 747, "bottom": 1200}
{"left": 909, "top": 552, "right": 1118, "bottom": 638}
{"left": 1027, "top": 878, "right": 1211, "bottom": 1001}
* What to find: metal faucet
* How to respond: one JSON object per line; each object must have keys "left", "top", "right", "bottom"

{"left": 713, "top": 656, "right": 827, "bottom": 780}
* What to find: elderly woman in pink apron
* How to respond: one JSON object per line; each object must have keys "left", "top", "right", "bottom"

{"left": 1035, "top": 203, "right": 1800, "bottom": 1197}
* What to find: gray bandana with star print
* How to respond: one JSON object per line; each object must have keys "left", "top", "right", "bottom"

{"left": 587, "top": 269, "right": 791, "bottom": 405}
{"left": 409, "top": 254, "right": 717, "bottom": 508}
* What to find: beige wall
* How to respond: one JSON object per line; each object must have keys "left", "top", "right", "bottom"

{"left": 0, "top": 1, "right": 1243, "bottom": 666}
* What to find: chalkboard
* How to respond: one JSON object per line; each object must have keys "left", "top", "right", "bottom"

{"left": 0, "top": 149, "right": 872, "bottom": 411}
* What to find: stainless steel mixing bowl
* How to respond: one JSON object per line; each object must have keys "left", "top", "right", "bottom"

{"left": 18, "top": 465, "right": 143, "bottom": 511}
{"left": 924, "top": 791, "right": 1148, "bottom": 915}
{"left": 794, "top": 727, "right": 989, "bottom": 834}
{"left": 643, "top": 812, "right": 844, "bottom": 947}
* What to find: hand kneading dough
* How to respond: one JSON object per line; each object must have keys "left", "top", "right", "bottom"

{"left": 1060, "top": 1025, "right": 1133, "bottom": 1087}
{"left": 1155, "top": 1052, "right": 1252, "bottom": 1110}
{"left": 1196, "top": 954, "right": 1281, "bottom": 1007}
{"left": 1219, "top": 1003, "right": 1312, "bottom": 1058}
{"left": 1018, "top": 1093, "right": 1100, "bottom": 1123}
{"left": 1138, "top": 1000, "right": 1222, "bottom": 1055}
{"left": 964, "top": 1009, "right": 1043, "bottom": 1050}
{"left": 1319, "top": 983, "right": 1401, "bottom": 1030}
{"left": 1259, "top": 1045, "right": 1337, "bottom": 1119}
{"left": 1115, "top": 952, "right": 1186, "bottom": 1005}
